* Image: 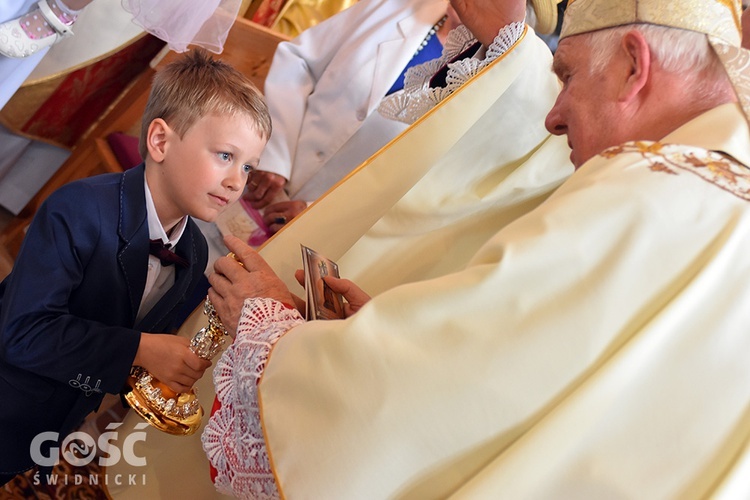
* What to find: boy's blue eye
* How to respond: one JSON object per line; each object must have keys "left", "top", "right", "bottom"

{"left": 219, "top": 152, "right": 232, "bottom": 162}
{"left": 242, "top": 164, "right": 254, "bottom": 174}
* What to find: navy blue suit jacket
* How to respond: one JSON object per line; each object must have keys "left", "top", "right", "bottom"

{"left": 0, "top": 165, "right": 208, "bottom": 474}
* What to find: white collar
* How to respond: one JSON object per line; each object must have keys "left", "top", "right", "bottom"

{"left": 143, "top": 176, "right": 187, "bottom": 247}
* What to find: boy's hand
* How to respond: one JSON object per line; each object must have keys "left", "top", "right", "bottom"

{"left": 133, "top": 334, "right": 212, "bottom": 394}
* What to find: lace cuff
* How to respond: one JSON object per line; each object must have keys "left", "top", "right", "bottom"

{"left": 201, "top": 298, "right": 304, "bottom": 499}
{"left": 378, "top": 22, "right": 526, "bottom": 124}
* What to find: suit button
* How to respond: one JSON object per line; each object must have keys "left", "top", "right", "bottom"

{"left": 356, "top": 110, "right": 366, "bottom": 121}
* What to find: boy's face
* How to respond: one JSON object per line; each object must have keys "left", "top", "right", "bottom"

{"left": 148, "top": 113, "right": 266, "bottom": 227}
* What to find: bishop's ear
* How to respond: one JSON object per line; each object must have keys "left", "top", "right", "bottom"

{"left": 145, "top": 118, "right": 171, "bottom": 163}
{"left": 618, "top": 29, "right": 651, "bottom": 103}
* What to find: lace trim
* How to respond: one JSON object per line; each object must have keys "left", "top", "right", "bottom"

{"left": 201, "top": 298, "right": 304, "bottom": 499}
{"left": 378, "top": 22, "right": 526, "bottom": 124}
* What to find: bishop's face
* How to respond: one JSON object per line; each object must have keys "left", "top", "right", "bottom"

{"left": 545, "top": 34, "right": 625, "bottom": 169}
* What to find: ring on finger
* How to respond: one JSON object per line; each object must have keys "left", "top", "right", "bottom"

{"left": 274, "top": 216, "right": 287, "bottom": 225}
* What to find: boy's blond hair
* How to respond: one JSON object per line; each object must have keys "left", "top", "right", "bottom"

{"left": 139, "top": 48, "right": 272, "bottom": 159}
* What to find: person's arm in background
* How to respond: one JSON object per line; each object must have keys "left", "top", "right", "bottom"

{"left": 245, "top": 0, "right": 402, "bottom": 208}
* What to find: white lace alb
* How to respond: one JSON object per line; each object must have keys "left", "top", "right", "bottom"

{"left": 201, "top": 298, "right": 304, "bottom": 499}
{"left": 378, "top": 22, "right": 526, "bottom": 124}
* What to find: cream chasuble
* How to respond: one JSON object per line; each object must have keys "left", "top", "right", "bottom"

{"left": 254, "top": 103, "right": 750, "bottom": 498}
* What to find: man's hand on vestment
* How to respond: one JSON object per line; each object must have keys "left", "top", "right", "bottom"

{"left": 451, "top": 0, "right": 526, "bottom": 46}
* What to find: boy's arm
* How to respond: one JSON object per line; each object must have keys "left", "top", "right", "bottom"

{"left": 0, "top": 182, "right": 140, "bottom": 395}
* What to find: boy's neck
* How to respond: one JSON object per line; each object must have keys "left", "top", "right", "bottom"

{"left": 143, "top": 165, "right": 186, "bottom": 242}
{"left": 165, "top": 221, "right": 182, "bottom": 238}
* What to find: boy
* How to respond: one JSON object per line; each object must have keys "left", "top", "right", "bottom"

{"left": 0, "top": 48, "right": 271, "bottom": 485}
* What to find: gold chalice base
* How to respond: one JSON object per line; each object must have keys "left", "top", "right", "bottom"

{"left": 123, "top": 374, "right": 204, "bottom": 436}
{"left": 123, "top": 297, "right": 229, "bottom": 435}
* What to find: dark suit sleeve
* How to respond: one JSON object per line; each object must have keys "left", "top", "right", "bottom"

{"left": 0, "top": 181, "right": 141, "bottom": 395}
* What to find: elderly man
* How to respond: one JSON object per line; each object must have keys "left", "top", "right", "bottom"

{"left": 204, "top": 0, "right": 750, "bottom": 498}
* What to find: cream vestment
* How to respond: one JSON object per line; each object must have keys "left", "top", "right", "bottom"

{"left": 212, "top": 102, "right": 750, "bottom": 499}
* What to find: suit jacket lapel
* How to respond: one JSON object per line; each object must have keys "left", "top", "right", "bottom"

{"left": 115, "top": 165, "right": 206, "bottom": 332}
{"left": 117, "top": 164, "right": 149, "bottom": 324}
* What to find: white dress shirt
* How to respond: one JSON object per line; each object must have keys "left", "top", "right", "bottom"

{"left": 136, "top": 177, "right": 187, "bottom": 324}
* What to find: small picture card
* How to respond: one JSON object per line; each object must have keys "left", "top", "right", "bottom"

{"left": 301, "top": 245, "right": 345, "bottom": 320}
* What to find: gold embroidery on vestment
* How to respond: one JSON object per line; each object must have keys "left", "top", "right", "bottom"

{"left": 600, "top": 141, "right": 750, "bottom": 201}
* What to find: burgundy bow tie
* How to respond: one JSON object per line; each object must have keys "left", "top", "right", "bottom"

{"left": 149, "top": 239, "right": 188, "bottom": 268}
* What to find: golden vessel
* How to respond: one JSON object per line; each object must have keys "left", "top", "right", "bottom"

{"left": 123, "top": 299, "right": 228, "bottom": 436}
